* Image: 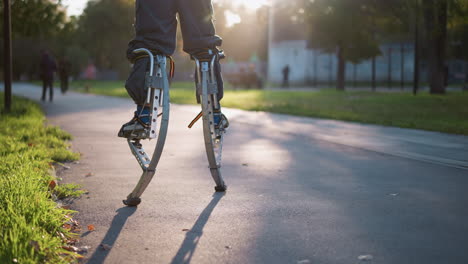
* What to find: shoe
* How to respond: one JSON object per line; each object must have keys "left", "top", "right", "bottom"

{"left": 118, "top": 106, "right": 151, "bottom": 139}
{"left": 213, "top": 111, "right": 229, "bottom": 130}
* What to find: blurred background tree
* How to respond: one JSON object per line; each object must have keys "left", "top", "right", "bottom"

{"left": 77, "top": 0, "right": 134, "bottom": 78}
{"left": 0, "top": 0, "right": 69, "bottom": 79}
{"left": 305, "top": 0, "right": 381, "bottom": 91}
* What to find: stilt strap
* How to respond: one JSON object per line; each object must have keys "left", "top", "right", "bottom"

{"left": 134, "top": 54, "right": 175, "bottom": 79}
{"left": 188, "top": 111, "right": 203, "bottom": 129}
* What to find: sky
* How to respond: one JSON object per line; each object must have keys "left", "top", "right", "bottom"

{"left": 61, "top": 0, "right": 269, "bottom": 17}
{"left": 61, "top": 0, "right": 88, "bottom": 17}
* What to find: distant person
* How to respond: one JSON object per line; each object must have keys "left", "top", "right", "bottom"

{"left": 239, "top": 66, "right": 247, "bottom": 88}
{"left": 444, "top": 65, "right": 449, "bottom": 87}
{"left": 58, "top": 57, "right": 71, "bottom": 94}
{"left": 464, "top": 73, "right": 468, "bottom": 91}
{"left": 84, "top": 62, "right": 97, "bottom": 92}
{"left": 39, "top": 50, "right": 57, "bottom": 102}
{"left": 246, "top": 64, "right": 257, "bottom": 89}
{"left": 282, "top": 65, "right": 290, "bottom": 88}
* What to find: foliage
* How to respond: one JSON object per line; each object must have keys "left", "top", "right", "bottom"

{"left": 0, "top": 93, "right": 81, "bottom": 263}
{"left": 0, "top": 0, "right": 88, "bottom": 80}
{"left": 76, "top": 0, "right": 134, "bottom": 78}
{"left": 54, "top": 184, "right": 86, "bottom": 200}
{"left": 303, "top": 0, "right": 382, "bottom": 90}
{"left": 0, "top": 0, "right": 66, "bottom": 38}
{"left": 448, "top": 0, "right": 468, "bottom": 61}
{"left": 305, "top": 0, "right": 381, "bottom": 64}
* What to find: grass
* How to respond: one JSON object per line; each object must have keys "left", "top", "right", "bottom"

{"left": 68, "top": 80, "right": 468, "bottom": 135}
{"left": 0, "top": 93, "right": 82, "bottom": 263}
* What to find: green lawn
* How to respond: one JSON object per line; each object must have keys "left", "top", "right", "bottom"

{"left": 0, "top": 93, "right": 81, "bottom": 263}
{"left": 69, "top": 80, "right": 468, "bottom": 135}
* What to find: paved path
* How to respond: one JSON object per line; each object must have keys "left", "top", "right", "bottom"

{"left": 5, "top": 83, "right": 468, "bottom": 264}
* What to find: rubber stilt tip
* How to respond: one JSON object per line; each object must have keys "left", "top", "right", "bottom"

{"left": 123, "top": 197, "right": 141, "bottom": 206}
{"left": 214, "top": 185, "right": 227, "bottom": 192}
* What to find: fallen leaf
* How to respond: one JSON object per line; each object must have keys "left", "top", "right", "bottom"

{"left": 242, "top": 163, "right": 248, "bottom": 166}
{"left": 66, "top": 238, "right": 78, "bottom": 245}
{"left": 225, "top": 246, "right": 232, "bottom": 249}
{"left": 27, "top": 143, "right": 35, "bottom": 147}
{"left": 100, "top": 244, "right": 112, "bottom": 251}
{"left": 48, "top": 180, "right": 57, "bottom": 190}
{"left": 63, "top": 224, "right": 72, "bottom": 230}
{"left": 358, "top": 254, "right": 373, "bottom": 261}
{"left": 87, "top": 225, "right": 95, "bottom": 231}
{"left": 182, "top": 229, "right": 190, "bottom": 232}
{"left": 85, "top": 172, "right": 93, "bottom": 177}
{"left": 62, "top": 245, "right": 79, "bottom": 252}
{"left": 62, "top": 205, "right": 71, "bottom": 210}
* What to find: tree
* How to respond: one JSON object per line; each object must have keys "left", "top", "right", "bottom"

{"left": 0, "top": 0, "right": 69, "bottom": 79}
{"left": 409, "top": 0, "right": 467, "bottom": 94}
{"left": 77, "top": 0, "right": 134, "bottom": 78}
{"left": 423, "top": 0, "right": 448, "bottom": 94}
{"left": 305, "top": 0, "right": 380, "bottom": 90}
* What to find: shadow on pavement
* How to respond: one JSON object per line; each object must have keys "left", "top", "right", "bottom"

{"left": 170, "top": 192, "right": 225, "bottom": 264}
{"left": 86, "top": 206, "right": 137, "bottom": 264}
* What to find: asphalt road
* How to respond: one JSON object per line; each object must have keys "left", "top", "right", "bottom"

{"left": 5, "top": 84, "right": 468, "bottom": 264}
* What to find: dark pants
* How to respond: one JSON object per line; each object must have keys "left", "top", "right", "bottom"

{"left": 60, "top": 75, "right": 69, "bottom": 94}
{"left": 125, "top": 0, "right": 223, "bottom": 105}
{"left": 41, "top": 78, "right": 54, "bottom": 101}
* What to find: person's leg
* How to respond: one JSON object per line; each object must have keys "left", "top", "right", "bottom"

{"left": 49, "top": 79, "right": 54, "bottom": 101}
{"left": 126, "top": 0, "right": 177, "bottom": 61}
{"left": 120, "top": 0, "right": 177, "bottom": 138}
{"left": 41, "top": 79, "right": 46, "bottom": 101}
{"left": 176, "top": 0, "right": 222, "bottom": 54}
{"left": 64, "top": 75, "right": 69, "bottom": 93}
{"left": 177, "top": 0, "right": 227, "bottom": 128}
{"left": 124, "top": 0, "right": 177, "bottom": 106}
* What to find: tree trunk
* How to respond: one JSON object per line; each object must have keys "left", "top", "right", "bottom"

{"left": 313, "top": 50, "right": 318, "bottom": 87}
{"left": 388, "top": 47, "right": 392, "bottom": 89}
{"left": 372, "top": 56, "right": 376, "bottom": 91}
{"left": 329, "top": 54, "right": 333, "bottom": 88}
{"left": 336, "top": 45, "right": 346, "bottom": 91}
{"left": 353, "top": 63, "right": 357, "bottom": 88}
{"left": 424, "top": 0, "right": 447, "bottom": 94}
{"left": 413, "top": 6, "right": 420, "bottom": 95}
{"left": 401, "top": 43, "right": 405, "bottom": 90}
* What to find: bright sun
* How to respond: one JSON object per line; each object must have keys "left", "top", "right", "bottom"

{"left": 215, "top": 0, "right": 270, "bottom": 10}
{"left": 233, "top": 0, "right": 269, "bottom": 10}
{"left": 218, "top": 0, "right": 269, "bottom": 27}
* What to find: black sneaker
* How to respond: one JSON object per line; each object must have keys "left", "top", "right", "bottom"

{"left": 118, "top": 112, "right": 151, "bottom": 139}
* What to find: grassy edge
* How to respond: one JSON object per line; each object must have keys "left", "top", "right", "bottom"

{"left": 1, "top": 93, "right": 83, "bottom": 263}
